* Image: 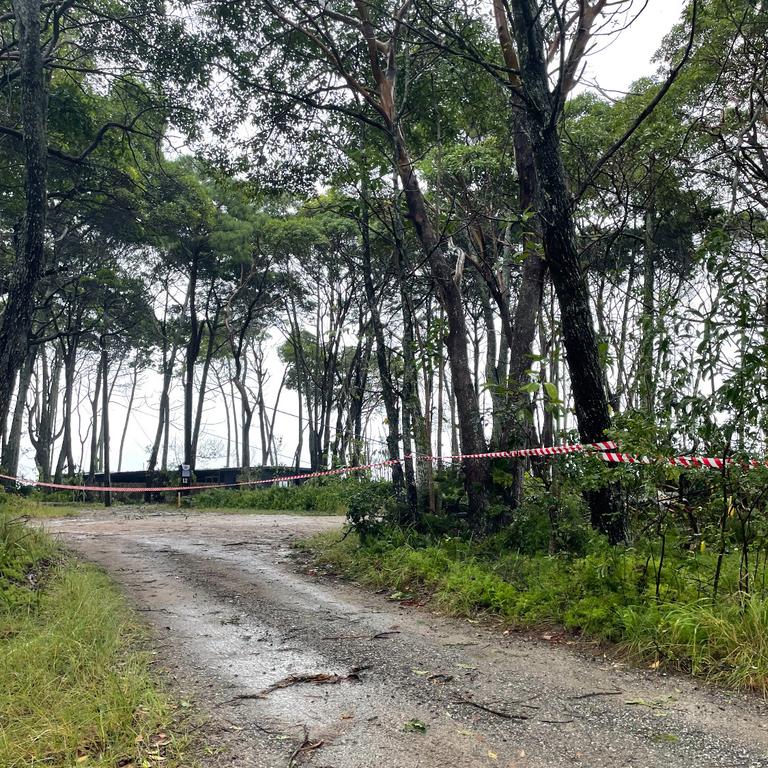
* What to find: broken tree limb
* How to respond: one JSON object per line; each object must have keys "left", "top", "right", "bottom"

{"left": 261, "top": 667, "right": 369, "bottom": 696}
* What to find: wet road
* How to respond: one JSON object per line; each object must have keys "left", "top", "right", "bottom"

{"left": 43, "top": 509, "right": 768, "bottom": 768}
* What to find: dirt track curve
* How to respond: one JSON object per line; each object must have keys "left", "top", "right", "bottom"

{"left": 42, "top": 509, "right": 768, "bottom": 768}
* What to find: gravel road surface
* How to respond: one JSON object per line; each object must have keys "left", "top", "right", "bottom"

{"left": 42, "top": 509, "right": 768, "bottom": 768}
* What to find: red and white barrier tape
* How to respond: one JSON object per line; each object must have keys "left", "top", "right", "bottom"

{"left": 599, "top": 452, "right": 768, "bottom": 470}
{"left": 407, "top": 441, "right": 616, "bottom": 463}
{"left": 2, "top": 439, "right": 761, "bottom": 495}
{"left": 0, "top": 458, "right": 402, "bottom": 495}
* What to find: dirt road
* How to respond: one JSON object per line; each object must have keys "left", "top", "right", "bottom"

{"left": 42, "top": 509, "right": 768, "bottom": 768}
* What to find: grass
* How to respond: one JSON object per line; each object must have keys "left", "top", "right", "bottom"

{"left": 301, "top": 528, "right": 768, "bottom": 694}
{"left": 0, "top": 514, "right": 186, "bottom": 767}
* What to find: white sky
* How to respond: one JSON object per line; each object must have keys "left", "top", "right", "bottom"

{"left": 18, "top": 0, "right": 688, "bottom": 478}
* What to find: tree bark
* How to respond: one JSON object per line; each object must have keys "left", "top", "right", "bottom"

{"left": 359, "top": 173, "right": 406, "bottom": 497}
{"left": 3, "top": 348, "right": 35, "bottom": 479}
{"left": 0, "top": 0, "right": 48, "bottom": 443}
{"left": 100, "top": 334, "right": 111, "bottom": 506}
{"left": 507, "top": 0, "right": 625, "bottom": 543}
{"left": 117, "top": 362, "right": 139, "bottom": 472}
{"left": 394, "top": 137, "right": 489, "bottom": 528}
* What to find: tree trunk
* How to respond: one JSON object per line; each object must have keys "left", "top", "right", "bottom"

{"left": 100, "top": 335, "right": 111, "bottom": 506}
{"left": 53, "top": 337, "right": 77, "bottom": 482}
{"left": 0, "top": 0, "right": 48, "bottom": 440}
{"left": 639, "top": 206, "right": 656, "bottom": 415}
{"left": 191, "top": 306, "right": 220, "bottom": 466}
{"left": 508, "top": 0, "right": 625, "bottom": 543}
{"left": 394, "top": 136, "right": 489, "bottom": 529}
{"left": 184, "top": 255, "right": 204, "bottom": 470}
{"left": 117, "top": 362, "right": 139, "bottom": 472}
{"left": 359, "top": 173, "right": 406, "bottom": 497}
{"left": 3, "top": 348, "right": 35, "bottom": 478}
{"left": 88, "top": 360, "right": 102, "bottom": 482}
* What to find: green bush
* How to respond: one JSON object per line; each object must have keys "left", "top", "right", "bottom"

{"left": 191, "top": 478, "right": 388, "bottom": 514}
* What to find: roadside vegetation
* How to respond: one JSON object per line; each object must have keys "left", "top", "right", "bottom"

{"left": 190, "top": 478, "right": 386, "bottom": 515}
{"left": 302, "top": 450, "right": 768, "bottom": 695}
{"left": 0, "top": 501, "right": 185, "bottom": 767}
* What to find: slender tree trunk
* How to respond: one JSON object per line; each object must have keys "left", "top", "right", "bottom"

{"left": 394, "top": 136, "right": 489, "bottom": 528}
{"left": 0, "top": 0, "right": 48, "bottom": 440}
{"left": 161, "top": 397, "right": 170, "bottom": 471}
{"left": 267, "top": 370, "right": 286, "bottom": 465}
{"left": 639, "top": 206, "right": 657, "bottom": 415}
{"left": 54, "top": 338, "right": 77, "bottom": 481}
{"left": 117, "top": 363, "right": 138, "bottom": 472}
{"left": 184, "top": 256, "right": 200, "bottom": 469}
{"left": 191, "top": 307, "right": 219, "bottom": 465}
{"left": 229, "top": 363, "right": 240, "bottom": 466}
{"left": 436, "top": 307, "right": 445, "bottom": 471}
{"left": 148, "top": 342, "right": 178, "bottom": 473}
{"left": 88, "top": 361, "right": 102, "bottom": 482}
{"left": 100, "top": 335, "right": 111, "bottom": 506}
{"left": 3, "top": 348, "right": 35, "bottom": 478}
{"left": 359, "top": 171, "right": 406, "bottom": 496}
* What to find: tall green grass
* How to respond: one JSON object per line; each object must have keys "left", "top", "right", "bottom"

{"left": 303, "top": 529, "right": 768, "bottom": 693}
{"left": 0, "top": 515, "right": 185, "bottom": 766}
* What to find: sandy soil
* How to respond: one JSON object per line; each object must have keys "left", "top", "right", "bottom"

{"left": 41, "top": 508, "right": 768, "bottom": 768}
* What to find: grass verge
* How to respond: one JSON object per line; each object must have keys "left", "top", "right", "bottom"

{"left": 301, "top": 528, "right": 768, "bottom": 694}
{"left": 0, "top": 514, "right": 186, "bottom": 767}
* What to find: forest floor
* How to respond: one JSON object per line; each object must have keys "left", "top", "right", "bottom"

{"left": 40, "top": 507, "right": 768, "bottom": 768}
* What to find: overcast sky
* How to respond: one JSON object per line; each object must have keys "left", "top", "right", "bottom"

{"left": 18, "top": 0, "right": 688, "bottom": 478}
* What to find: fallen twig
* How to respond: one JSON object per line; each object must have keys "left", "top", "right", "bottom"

{"left": 453, "top": 698, "right": 529, "bottom": 720}
{"left": 288, "top": 725, "right": 324, "bottom": 767}
{"left": 567, "top": 690, "right": 622, "bottom": 701}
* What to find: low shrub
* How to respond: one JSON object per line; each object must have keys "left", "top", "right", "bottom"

{"left": 191, "top": 478, "right": 388, "bottom": 515}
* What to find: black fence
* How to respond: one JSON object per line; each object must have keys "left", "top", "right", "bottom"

{"left": 90, "top": 465, "right": 315, "bottom": 491}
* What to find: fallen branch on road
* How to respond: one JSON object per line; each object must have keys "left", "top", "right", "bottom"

{"left": 452, "top": 697, "right": 529, "bottom": 720}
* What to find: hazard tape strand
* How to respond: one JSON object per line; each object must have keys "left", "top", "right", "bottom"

{"left": 2, "top": 440, "right": 763, "bottom": 494}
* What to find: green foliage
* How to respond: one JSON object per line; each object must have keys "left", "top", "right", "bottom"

{"left": 0, "top": 512, "right": 57, "bottom": 611}
{"left": 190, "top": 479, "right": 387, "bottom": 515}
{"left": 346, "top": 482, "right": 403, "bottom": 542}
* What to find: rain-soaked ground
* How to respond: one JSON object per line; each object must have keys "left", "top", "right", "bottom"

{"left": 42, "top": 508, "right": 768, "bottom": 768}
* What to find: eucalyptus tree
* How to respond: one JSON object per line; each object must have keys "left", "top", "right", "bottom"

{"left": 201, "top": 0, "right": 491, "bottom": 525}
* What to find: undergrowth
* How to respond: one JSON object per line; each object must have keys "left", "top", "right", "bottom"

{"left": 0, "top": 514, "right": 185, "bottom": 766}
{"left": 191, "top": 478, "right": 387, "bottom": 514}
{"left": 302, "top": 527, "right": 768, "bottom": 694}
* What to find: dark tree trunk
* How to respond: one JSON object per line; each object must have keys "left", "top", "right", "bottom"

{"left": 508, "top": 0, "right": 625, "bottom": 543}
{"left": 359, "top": 176, "right": 405, "bottom": 497}
{"left": 0, "top": 0, "right": 48, "bottom": 444}
{"left": 54, "top": 337, "right": 77, "bottom": 482}
{"left": 117, "top": 362, "right": 139, "bottom": 472}
{"left": 3, "top": 348, "right": 35, "bottom": 478}
{"left": 191, "top": 306, "right": 220, "bottom": 465}
{"left": 100, "top": 335, "right": 111, "bottom": 506}
{"left": 88, "top": 360, "right": 102, "bottom": 483}
{"left": 184, "top": 255, "right": 200, "bottom": 470}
